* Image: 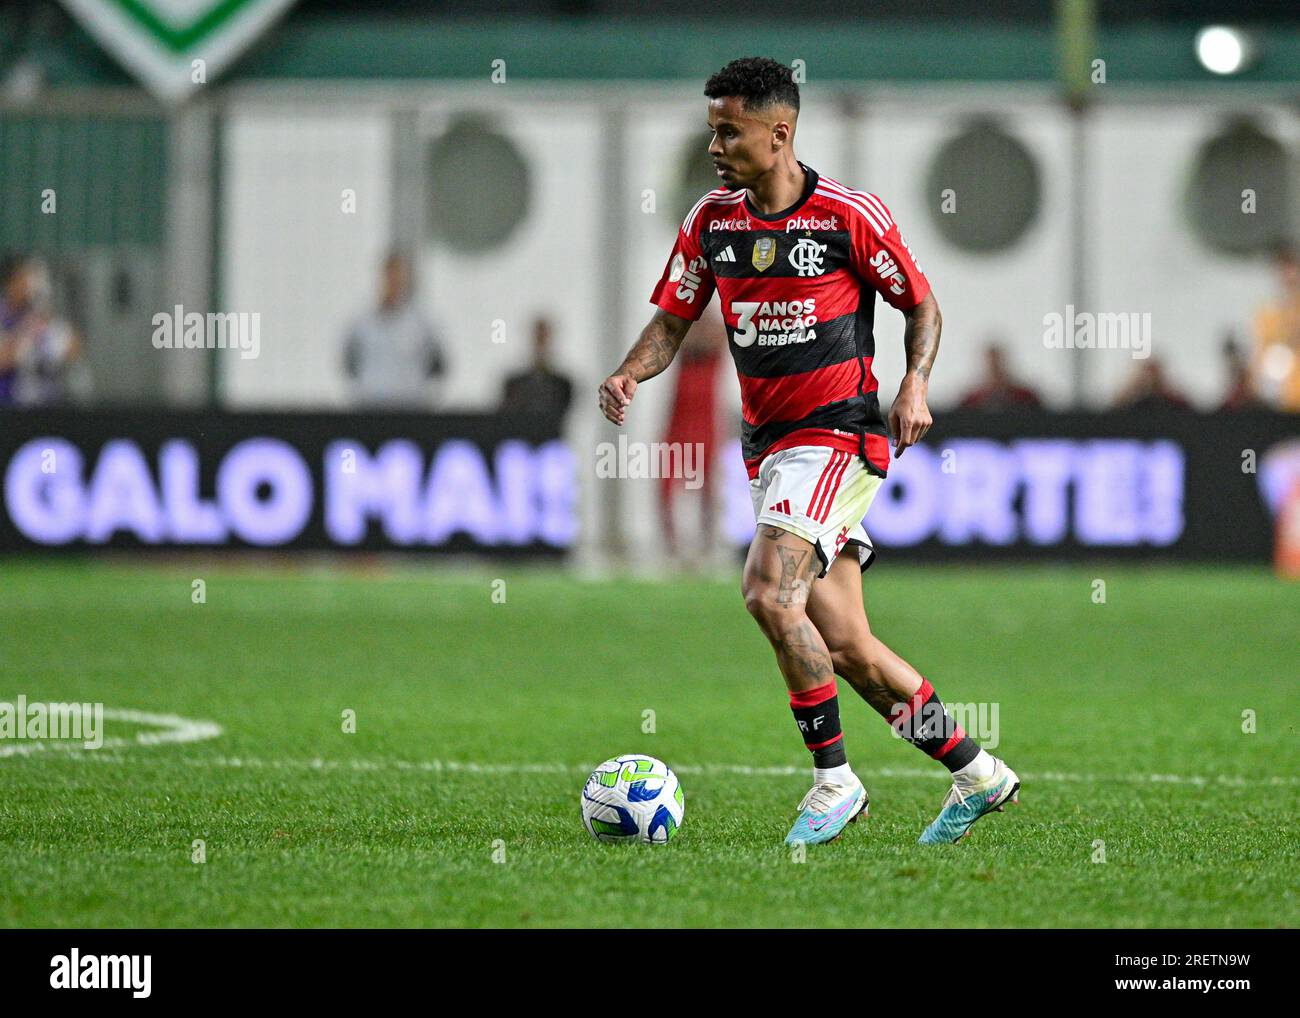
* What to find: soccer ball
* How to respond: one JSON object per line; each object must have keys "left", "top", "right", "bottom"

{"left": 581, "top": 754, "right": 684, "bottom": 844}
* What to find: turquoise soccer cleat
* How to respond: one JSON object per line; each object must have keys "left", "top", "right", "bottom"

{"left": 784, "top": 777, "right": 868, "bottom": 846}
{"left": 918, "top": 757, "right": 1021, "bottom": 845}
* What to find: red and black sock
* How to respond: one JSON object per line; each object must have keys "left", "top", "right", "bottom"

{"left": 887, "top": 678, "right": 980, "bottom": 772}
{"left": 789, "top": 680, "right": 846, "bottom": 768}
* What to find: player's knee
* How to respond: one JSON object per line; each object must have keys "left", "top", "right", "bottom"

{"left": 742, "top": 580, "right": 806, "bottom": 635}
{"left": 741, "top": 581, "right": 771, "bottom": 625}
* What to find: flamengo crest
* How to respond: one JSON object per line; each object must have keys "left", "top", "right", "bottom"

{"left": 788, "top": 238, "right": 828, "bottom": 277}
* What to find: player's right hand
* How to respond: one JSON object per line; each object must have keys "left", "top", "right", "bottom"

{"left": 598, "top": 373, "right": 637, "bottom": 426}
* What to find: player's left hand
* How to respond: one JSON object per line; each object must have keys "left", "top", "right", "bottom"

{"left": 888, "top": 372, "right": 932, "bottom": 458}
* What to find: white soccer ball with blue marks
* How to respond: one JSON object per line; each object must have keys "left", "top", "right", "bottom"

{"left": 581, "top": 755, "right": 684, "bottom": 844}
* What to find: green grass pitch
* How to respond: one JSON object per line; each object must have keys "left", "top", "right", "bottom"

{"left": 1, "top": 560, "right": 1296, "bottom": 928}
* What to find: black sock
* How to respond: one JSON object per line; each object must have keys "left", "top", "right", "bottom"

{"left": 789, "top": 680, "right": 847, "bottom": 768}
{"left": 887, "top": 678, "right": 980, "bottom": 773}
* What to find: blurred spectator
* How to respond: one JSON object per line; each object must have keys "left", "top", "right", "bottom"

{"left": 342, "top": 250, "right": 447, "bottom": 408}
{"left": 659, "top": 306, "right": 727, "bottom": 570}
{"left": 0, "top": 255, "right": 84, "bottom": 407}
{"left": 958, "top": 343, "right": 1043, "bottom": 410}
{"left": 1250, "top": 243, "right": 1300, "bottom": 412}
{"left": 1219, "top": 331, "right": 1265, "bottom": 411}
{"left": 499, "top": 317, "right": 573, "bottom": 418}
{"left": 1113, "top": 357, "right": 1192, "bottom": 411}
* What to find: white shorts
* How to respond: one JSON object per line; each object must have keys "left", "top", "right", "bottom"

{"left": 749, "top": 445, "right": 883, "bottom": 578}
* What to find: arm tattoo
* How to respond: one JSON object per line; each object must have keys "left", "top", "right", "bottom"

{"left": 617, "top": 313, "right": 690, "bottom": 382}
{"left": 902, "top": 295, "right": 942, "bottom": 383}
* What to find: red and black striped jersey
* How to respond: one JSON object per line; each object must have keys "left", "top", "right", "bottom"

{"left": 649, "top": 163, "right": 930, "bottom": 480}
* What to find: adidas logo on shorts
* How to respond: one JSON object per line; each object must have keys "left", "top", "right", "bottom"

{"left": 767, "top": 499, "right": 792, "bottom": 515}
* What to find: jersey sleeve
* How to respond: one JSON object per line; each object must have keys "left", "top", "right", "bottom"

{"left": 848, "top": 194, "right": 931, "bottom": 311}
{"left": 649, "top": 217, "right": 717, "bottom": 322}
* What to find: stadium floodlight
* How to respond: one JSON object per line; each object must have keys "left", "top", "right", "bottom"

{"left": 1195, "top": 25, "right": 1254, "bottom": 75}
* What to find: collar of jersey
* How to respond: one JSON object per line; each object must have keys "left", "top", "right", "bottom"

{"left": 742, "top": 162, "right": 819, "bottom": 223}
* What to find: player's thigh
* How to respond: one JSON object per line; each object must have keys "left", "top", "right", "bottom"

{"left": 742, "top": 524, "right": 820, "bottom": 611}
{"left": 806, "top": 551, "right": 873, "bottom": 655}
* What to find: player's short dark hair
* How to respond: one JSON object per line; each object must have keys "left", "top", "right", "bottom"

{"left": 704, "top": 57, "right": 800, "bottom": 116}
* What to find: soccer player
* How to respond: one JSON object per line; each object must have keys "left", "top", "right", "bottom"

{"left": 598, "top": 57, "right": 1020, "bottom": 845}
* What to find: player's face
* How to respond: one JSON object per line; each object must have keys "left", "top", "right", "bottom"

{"left": 707, "top": 97, "right": 790, "bottom": 190}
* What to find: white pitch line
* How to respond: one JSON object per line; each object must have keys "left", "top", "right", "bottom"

{"left": 0, "top": 708, "right": 222, "bottom": 759}
{"left": 23, "top": 749, "right": 1299, "bottom": 788}
{"left": 3, "top": 712, "right": 1293, "bottom": 789}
